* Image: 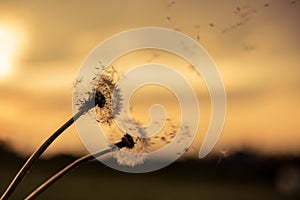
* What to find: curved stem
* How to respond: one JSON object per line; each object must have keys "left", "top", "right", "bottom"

{"left": 0, "top": 109, "right": 85, "bottom": 200}
{"left": 25, "top": 135, "right": 133, "bottom": 200}
{"left": 25, "top": 148, "right": 114, "bottom": 200}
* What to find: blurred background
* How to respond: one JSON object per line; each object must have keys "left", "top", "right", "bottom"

{"left": 0, "top": 0, "right": 300, "bottom": 199}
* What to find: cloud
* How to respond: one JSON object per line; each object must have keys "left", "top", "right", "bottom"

{"left": 1, "top": 0, "right": 300, "bottom": 155}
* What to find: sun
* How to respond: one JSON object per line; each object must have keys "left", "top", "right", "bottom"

{"left": 0, "top": 27, "right": 18, "bottom": 77}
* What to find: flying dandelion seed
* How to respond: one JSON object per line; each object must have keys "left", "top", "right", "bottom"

{"left": 167, "top": 1, "right": 176, "bottom": 8}
{"left": 290, "top": 0, "right": 299, "bottom": 5}
{"left": 165, "top": 16, "right": 180, "bottom": 31}
{"left": 220, "top": 4, "right": 263, "bottom": 34}
{"left": 243, "top": 44, "right": 256, "bottom": 52}
{"left": 166, "top": 16, "right": 173, "bottom": 27}
{"left": 194, "top": 25, "right": 200, "bottom": 41}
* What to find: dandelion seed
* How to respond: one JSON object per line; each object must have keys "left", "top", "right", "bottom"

{"left": 73, "top": 77, "right": 83, "bottom": 87}
{"left": 167, "top": 1, "right": 176, "bottom": 8}
{"left": 194, "top": 25, "right": 200, "bottom": 41}
{"left": 290, "top": 0, "right": 298, "bottom": 5}
{"left": 112, "top": 150, "right": 146, "bottom": 167}
{"left": 165, "top": 16, "right": 180, "bottom": 31}
{"left": 244, "top": 44, "right": 256, "bottom": 52}
{"left": 209, "top": 23, "right": 214, "bottom": 27}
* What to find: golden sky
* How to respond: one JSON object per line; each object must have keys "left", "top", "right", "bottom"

{"left": 0, "top": 0, "right": 300, "bottom": 157}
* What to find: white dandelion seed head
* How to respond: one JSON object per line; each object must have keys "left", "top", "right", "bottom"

{"left": 73, "top": 65, "right": 123, "bottom": 125}
{"left": 106, "top": 119, "right": 193, "bottom": 168}
{"left": 111, "top": 149, "right": 147, "bottom": 167}
{"left": 106, "top": 132, "right": 148, "bottom": 167}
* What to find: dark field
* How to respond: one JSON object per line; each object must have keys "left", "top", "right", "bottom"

{"left": 1, "top": 145, "right": 299, "bottom": 200}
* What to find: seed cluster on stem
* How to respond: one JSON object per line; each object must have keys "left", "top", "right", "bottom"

{"left": 1, "top": 67, "right": 119, "bottom": 200}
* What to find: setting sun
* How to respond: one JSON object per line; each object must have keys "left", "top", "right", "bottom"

{"left": 0, "top": 26, "right": 18, "bottom": 77}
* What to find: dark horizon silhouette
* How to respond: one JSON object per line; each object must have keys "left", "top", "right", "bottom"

{"left": 1, "top": 141, "right": 300, "bottom": 199}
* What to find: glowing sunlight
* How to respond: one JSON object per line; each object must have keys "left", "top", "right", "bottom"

{"left": 0, "top": 26, "right": 20, "bottom": 77}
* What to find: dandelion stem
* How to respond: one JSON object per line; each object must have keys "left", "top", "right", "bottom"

{"left": 24, "top": 134, "right": 134, "bottom": 200}
{"left": 0, "top": 109, "right": 85, "bottom": 200}
{"left": 25, "top": 134, "right": 134, "bottom": 200}
{"left": 24, "top": 148, "right": 113, "bottom": 200}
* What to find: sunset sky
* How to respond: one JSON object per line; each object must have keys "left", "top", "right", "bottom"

{"left": 0, "top": 0, "right": 300, "bottom": 157}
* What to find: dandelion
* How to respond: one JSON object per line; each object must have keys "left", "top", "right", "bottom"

{"left": 109, "top": 118, "right": 191, "bottom": 167}
{"left": 111, "top": 134, "right": 150, "bottom": 167}
{"left": 1, "top": 65, "right": 121, "bottom": 200}
{"left": 22, "top": 114, "right": 190, "bottom": 199}
{"left": 114, "top": 133, "right": 135, "bottom": 149}
{"left": 1, "top": 57, "right": 193, "bottom": 199}
{"left": 24, "top": 134, "right": 135, "bottom": 200}
{"left": 109, "top": 119, "right": 151, "bottom": 167}
{"left": 74, "top": 65, "right": 122, "bottom": 125}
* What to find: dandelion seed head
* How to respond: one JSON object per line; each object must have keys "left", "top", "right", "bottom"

{"left": 116, "top": 119, "right": 152, "bottom": 153}
{"left": 112, "top": 149, "right": 147, "bottom": 167}
{"left": 110, "top": 129, "right": 149, "bottom": 167}
{"left": 74, "top": 65, "right": 123, "bottom": 125}
{"left": 108, "top": 118, "right": 192, "bottom": 167}
{"left": 115, "top": 133, "right": 135, "bottom": 149}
